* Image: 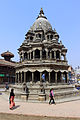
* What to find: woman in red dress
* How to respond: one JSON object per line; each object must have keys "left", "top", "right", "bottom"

{"left": 9, "top": 89, "right": 15, "bottom": 109}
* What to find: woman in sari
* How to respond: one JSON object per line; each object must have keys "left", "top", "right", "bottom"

{"left": 9, "top": 89, "right": 15, "bottom": 109}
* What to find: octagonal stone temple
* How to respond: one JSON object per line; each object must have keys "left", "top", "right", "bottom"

{"left": 15, "top": 8, "right": 68, "bottom": 85}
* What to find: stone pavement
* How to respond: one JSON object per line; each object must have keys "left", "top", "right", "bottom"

{"left": 0, "top": 93, "right": 80, "bottom": 118}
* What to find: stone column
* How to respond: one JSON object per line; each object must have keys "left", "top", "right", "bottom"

{"left": 18, "top": 73, "right": 19, "bottom": 83}
{"left": 49, "top": 35, "right": 50, "bottom": 40}
{"left": 46, "top": 50, "right": 48, "bottom": 59}
{"left": 55, "top": 72, "right": 57, "bottom": 83}
{"left": 67, "top": 73, "right": 69, "bottom": 83}
{"left": 40, "top": 50, "right": 42, "bottom": 60}
{"left": 40, "top": 72, "right": 42, "bottom": 82}
{"left": 32, "top": 72, "right": 34, "bottom": 83}
{"left": 22, "top": 53, "right": 24, "bottom": 61}
{"left": 54, "top": 51, "right": 56, "bottom": 59}
{"left": 49, "top": 72, "right": 51, "bottom": 83}
{"left": 24, "top": 72, "right": 26, "bottom": 83}
{"left": 59, "top": 52, "right": 61, "bottom": 60}
{"left": 20, "top": 55, "right": 21, "bottom": 62}
{"left": 61, "top": 73, "right": 63, "bottom": 83}
{"left": 27, "top": 53, "right": 29, "bottom": 60}
{"left": 15, "top": 73, "right": 16, "bottom": 83}
{"left": 30, "top": 52, "right": 31, "bottom": 60}
{"left": 64, "top": 55, "right": 67, "bottom": 61}
{"left": 16, "top": 73, "right": 18, "bottom": 83}
{"left": 50, "top": 51, "right": 52, "bottom": 59}
{"left": 21, "top": 72, "right": 22, "bottom": 83}
{"left": 33, "top": 51, "right": 35, "bottom": 60}
{"left": 29, "top": 53, "right": 30, "bottom": 60}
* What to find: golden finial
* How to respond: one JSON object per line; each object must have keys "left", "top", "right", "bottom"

{"left": 40, "top": 8, "right": 44, "bottom": 15}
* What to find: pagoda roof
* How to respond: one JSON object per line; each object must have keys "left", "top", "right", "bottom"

{"left": 1, "top": 51, "right": 14, "bottom": 58}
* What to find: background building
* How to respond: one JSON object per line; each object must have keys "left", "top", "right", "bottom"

{"left": 74, "top": 66, "right": 80, "bottom": 83}
{"left": 0, "top": 51, "right": 16, "bottom": 84}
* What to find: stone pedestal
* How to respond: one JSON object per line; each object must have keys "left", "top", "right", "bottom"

{"left": 21, "top": 93, "right": 28, "bottom": 100}
{"left": 21, "top": 95, "right": 27, "bottom": 100}
{"left": 38, "top": 93, "right": 46, "bottom": 101}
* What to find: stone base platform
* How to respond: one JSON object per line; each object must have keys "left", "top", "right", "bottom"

{"left": 4, "top": 83, "right": 79, "bottom": 102}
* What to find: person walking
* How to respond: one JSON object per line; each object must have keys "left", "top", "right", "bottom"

{"left": 49, "top": 88, "right": 56, "bottom": 104}
{"left": 9, "top": 89, "right": 15, "bottom": 109}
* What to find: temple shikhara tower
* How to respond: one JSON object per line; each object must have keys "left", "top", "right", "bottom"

{"left": 15, "top": 8, "right": 68, "bottom": 85}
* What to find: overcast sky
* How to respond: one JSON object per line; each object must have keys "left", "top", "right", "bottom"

{"left": 0, "top": 0, "right": 80, "bottom": 68}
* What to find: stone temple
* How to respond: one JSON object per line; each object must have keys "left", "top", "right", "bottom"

{"left": 15, "top": 8, "right": 68, "bottom": 84}
{"left": 10, "top": 8, "right": 80, "bottom": 102}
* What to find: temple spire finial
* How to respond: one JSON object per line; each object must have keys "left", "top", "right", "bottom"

{"left": 40, "top": 8, "right": 44, "bottom": 15}
{"left": 37, "top": 8, "right": 47, "bottom": 19}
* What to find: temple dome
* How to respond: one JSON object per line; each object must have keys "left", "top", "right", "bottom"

{"left": 30, "top": 8, "right": 52, "bottom": 33}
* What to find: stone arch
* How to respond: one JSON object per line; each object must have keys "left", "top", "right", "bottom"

{"left": 26, "top": 71, "right": 32, "bottom": 82}
{"left": 51, "top": 70, "right": 55, "bottom": 83}
{"left": 42, "top": 49, "right": 46, "bottom": 59}
{"left": 56, "top": 50, "right": 60, "bottom": 59}
{"left": 34, "top": 71, "right": 40, "bottom": 82}
{"left": 35, "top": 49, "right": 40, "bottom": 58}
{"left": 57, "top": 71, "right": 61, "bottom": 83}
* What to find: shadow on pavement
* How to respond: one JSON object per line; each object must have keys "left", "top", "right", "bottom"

{"left": 12, "top": 105, "right": 20, "bottom": 110}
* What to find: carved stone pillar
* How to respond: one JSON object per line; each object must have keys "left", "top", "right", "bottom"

{"left": 64, "top": 55, "right": 67, "bottom": 61}
{"left": 46, "top": 50, "right": 48, "bottom": 59}
{"left": 40, "top": 72, "right": 42, "bottom": 82}
{"left": 24, "top": 72, "right": 26, "bottom": 83}
{"left": 30, "top": 52, "right": 31, "bottom": 60}
{"left": 32, "top": 72, "right": 34, "bottom": 83}
{"left": 27, "top": 53, "right": 29, "bottom": 60}
{"left": 49, "top": 72, "right": 51, "bottom": 83}
{"left": 22, "top": 53, "right": 24, "bottom": 61}
{"left": 40, "top": 50, "right": 42, "bottom": 60}
{"left": 33, "top": 51, "right": 35, "bottom": 60}
{"left": 67, "top": 73, "right": 69, "bottom": 83}
{"left": 18, "top": 73, "right": 19, "bottom": 83}
{"left": 61, "top": 73, "right": 63, "bottom": 83}
{"left": 55, "top": 72, "right": 57, "bottom": 83}
{"left": 20, "top": 55, "right": 21, "bottom": 62}
{"left": 54, "top": 51, "right": 56, "bottom": 59}
{"left": 49, "top": 35, "right": 50, "bottom": 40}
{"left": 21, "top": 72, "right": 22, "bottom": 83}
{"left": 59, "top": 52, "right": 61, "bottom": 60}
{"left": 50, "top": 51, "right": 52, "bottom": 59}
{"left": 15, "top": 73, "right": 18, "bottom": 83}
